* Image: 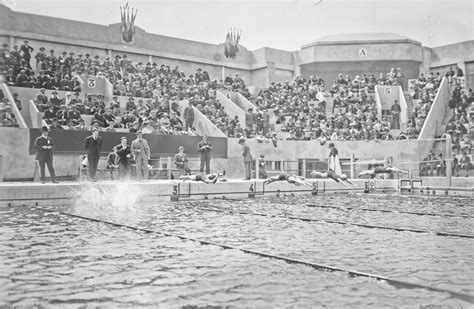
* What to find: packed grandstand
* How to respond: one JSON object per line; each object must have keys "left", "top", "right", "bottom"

{"left": 2, "top": 42, "right": 471, "bottom": 145}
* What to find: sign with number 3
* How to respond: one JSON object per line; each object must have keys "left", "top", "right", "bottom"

{"left": 87, "top": 78, "right": 96, "bottom": 88}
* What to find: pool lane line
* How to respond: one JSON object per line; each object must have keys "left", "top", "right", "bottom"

{"left": 197, "top": 207, "right": 474, "bottom": 239}
{"left": 35, "top": 206, "right": 474, "bottom": 304}
{"left": 195, "top": 197, "right": 473, "bottom": 219}
{"left": 305, "top": 203, "right": 474, "bottom": 219}
{"left": 334, "top": 192, "right": 474, "bottom": 204}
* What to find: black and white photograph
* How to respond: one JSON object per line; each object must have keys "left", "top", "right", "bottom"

{"left": 0, "top": 0, "right": 473, "bottom": 307}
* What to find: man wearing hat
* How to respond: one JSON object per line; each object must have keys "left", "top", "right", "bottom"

{"left": 183, "top": 100, "right": 195, "bottom": 132}
{"left": 15, "top": 69, "right": 29, "bottom": 87}
{"left": 113, "top": 55, "right": 121, "bottom": 69}
{"left": 34, "top": 126, "right": 58, "bottom": 184}
{"left": 43, "top": 105, "right": 56, "bottom": 124}
{"left": 103, "top": 56, "right": 112, "bottom": 68}
{"left": 35, "top": 47, "right": 46, "bottom": 70}
{"left": 84, "top": 53, "right": 92, "bottom": 66}
{"left": 65, "top": 52, "right": 75, "bottom": 69}
{"left": 239, "top": 137, "right": 253, "bottom": 180}
{"left": 174, "top": 146, "right": 191, "bottom": 176}
{"left": 58, "top": 51, "right": 67, "bottom": 73}
{"left": 49, "top": 90, "right": 61, "bottom": 111}
{"left": 46, "top": 49, "right": 56, "bottom": 66}
{"left": 126, "top": 96, "right": 136, "bottom": 111}
{"left": 0, "top": 43, "right": 8, "bottom": 58}
{"left": 84, "top": 127, "right": 103, "bottom": 182}
{"left": 197, "top": 135, "right": 212, "bottom": 174}
{"left": 258, "top": 154, "right": 267, "bottom": 179}
{"left": 115, "top": 136, "right": 132, "bottom": 180}
{"left": 131, "top": 130, "right": 150, "bottom": 181}
{"left": 93, "top": 55, "right": 101, "bottom": 67}
{"left": 20, "top": 40, "right": 34, "bottom": 69}
{"left": 49, "top": 117, "right": 64, "bottom": 130}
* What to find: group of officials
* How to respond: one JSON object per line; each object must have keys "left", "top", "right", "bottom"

{"left": 34, "top": 127, "right": 215, "bottom": 182}
{"left": 84, "top": 129, "right": 151, "bottom": 181}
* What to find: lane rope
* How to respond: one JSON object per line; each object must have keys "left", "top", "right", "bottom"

{"left": 305, "top": 203, "right": 474, "bottom": 219}
{"left": 197, "top": 206, "right": 474, "bottom": 239}
{"left": 36, "top": 206, "right": 474, "bottom": 304}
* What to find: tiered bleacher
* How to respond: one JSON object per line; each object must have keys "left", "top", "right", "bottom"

{"left": 0, "top": 89, "right": 19, "bottom": 127}
{"left": 246, "top": 69, "right": 405, "bottom": 141}
{"left": 2, "top": 41, "right": 254, "bottom": 135}
{"left": 443, "top": 74, "right": 473, "bottom": 176}
{"left": 0, "top": 40, "right": 461, "bottom": 145}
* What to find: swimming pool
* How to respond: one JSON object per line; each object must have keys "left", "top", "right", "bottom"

{"left": 1, "top": 193, "right": 473, "bottom": 307}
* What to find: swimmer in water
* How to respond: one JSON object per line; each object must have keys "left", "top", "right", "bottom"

{"left": 357, "top": 166, "right": 408, "bottom": 178}
{"left": 179, "top": 172, "right": 222, "bottom": 184}
{"left": 263, "top": 173, "right": 314, "bottom": 188}
{"left": 310, "top": 170, "right": 354, "bottom": 187}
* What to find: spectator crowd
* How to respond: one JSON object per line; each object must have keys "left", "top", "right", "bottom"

{"left": 0, "top": 89, "right": 19, "bottom": 127}
{"left": 1, "top": 39, "right": 462, "bottom": 146}
{"left": 244, "top": 69, "right": 405, "bottom": 142}
{"left": 2, "top": 40, "right": 257, "bottom": 135}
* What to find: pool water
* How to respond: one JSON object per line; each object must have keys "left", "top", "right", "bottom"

{"left": 1, "top": 193, "right": 473, "bottom": 307}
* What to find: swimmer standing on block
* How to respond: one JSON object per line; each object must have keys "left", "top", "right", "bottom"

{"left": 310, "top": 170, "right": 354, "bottom": 187}
{"left": 357, "top": 166, "right": 408, "bottom": 178}
{"left": 179, "top": 172, "right": 223, "bottom": 184}
{"left": 263, "top": 173, "right": 314, "bottom": 188}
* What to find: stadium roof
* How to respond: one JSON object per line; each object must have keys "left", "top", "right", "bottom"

{"left": 302, "top": 33, "right": 422, "bottom": 48}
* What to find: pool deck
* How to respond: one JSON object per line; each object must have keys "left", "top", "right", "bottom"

{"left": 0, "top": 178, "right": 401, "bottom": 206}
{"left": 0, "top": 177, "right": 472, "bottom": 206}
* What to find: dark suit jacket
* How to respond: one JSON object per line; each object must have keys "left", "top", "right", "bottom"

{"left": 34, "top": 135, "right": 54, "bottom": 161}
{"left": 241, "top": 143, "right": 253, "bottom": 163}
{"left": 84, "top": 135, "right": 102, "bottom": 158}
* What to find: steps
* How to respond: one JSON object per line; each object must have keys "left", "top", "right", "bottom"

{"left": 324, "top": 96, "right": 334, "bottom": 118}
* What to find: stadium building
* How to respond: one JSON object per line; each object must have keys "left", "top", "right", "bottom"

{"left": 0, "top": 3, "right": 472, "bottom": 182}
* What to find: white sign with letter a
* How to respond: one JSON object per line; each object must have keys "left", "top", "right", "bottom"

{"left": 359, "top": 48, "right": 367, "bottom": 57}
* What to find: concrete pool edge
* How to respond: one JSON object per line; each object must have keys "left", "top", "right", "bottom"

{"left": 0, "top": 179, "right": 472, "bottom": 207}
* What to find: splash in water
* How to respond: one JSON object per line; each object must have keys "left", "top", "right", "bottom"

{"left": 72, "top": 181, "right": 145, "bottom": 214}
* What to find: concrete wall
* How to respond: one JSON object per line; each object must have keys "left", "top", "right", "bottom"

{"left": 0, "top": 128, "right": 449, "bottom": 181}
{"left": 29, "top": 100, "right": 43, "bottom": 128}
{"left": 216, "top": 90, "right": 246, "bottom": 128}
{"left": 225, "top": 137, "right": 428, "bottom": 179}
{"left": 230, "top": 92, "right": 256, "bottom": 112}
{"left": 176, "top": 100, "right": 225, "bottom": 137}
{"left": 9, "top": 86, "right": 67, "bottom": 103}
{"left": 428, "top": 41, "right": 474, "bottom": 71}
{"left": 1, "top": 83, "right": 27, "bottom": 128}
{"left": 0, "top": 128, "right": 80, "bottom": 180}
{"left": 301, "top": 42, "right": 423, "bottom": 63}
{"left": 398, "top": 87, "right": 408, "bottom": 129}
{"left": 418, "top": 77, "right": 450, "bottom": 140}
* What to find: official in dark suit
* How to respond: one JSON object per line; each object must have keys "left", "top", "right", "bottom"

{"left": 34, "top": 126, "right": 58, "bottom": 183}
{"left": 115, "top": 136, "right": 132, "bottom": 180}
{"left": 84, "top": 127, "right": 102, "bottom": 181}
{"left": 20, "top": 40, "right": 34, "bottom": 69}
{"left": 198, "top": 135, "right": 212, "bottom": 174}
